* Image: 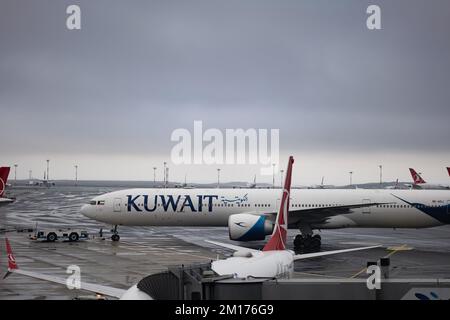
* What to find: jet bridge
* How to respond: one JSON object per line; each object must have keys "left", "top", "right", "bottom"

{"left": 134, "top": 258, "right": 450, "bottom": 300}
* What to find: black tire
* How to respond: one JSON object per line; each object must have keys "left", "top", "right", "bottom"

{"left": 47, "top": 233, "right": 57, "bottom": 242}
{"left": 69, "top": 232, "right": 79, "bottom": 242}
{"left": 111, "top": 234, "right": 120, "bottom": 242}
{"left": 293, "top": 235, "right": 304, "bottom": 248}
{"left": 311, "top": 238, "right": 321, "bottom": 250}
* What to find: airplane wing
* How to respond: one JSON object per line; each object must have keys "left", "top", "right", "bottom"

{"left": 286, "top": 202, "right": 393, "bottom": 225}
{"left": 293, "top": 245, "right": 381, "bottom": 261}
{"left": 4, "top": 238, "right": 126, "bottom": 299}
{"left": 205, "top": 240, "right": 259, "bottom": 253}
{"left": 8, "top": 269, "right": 126, "bottom": 299}
{"left": 237, "top": 202, "right": 392, "bottom": 227}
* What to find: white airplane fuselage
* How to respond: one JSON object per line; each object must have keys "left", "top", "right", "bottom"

{"left": 81, "top": 189, "right": 450, "bottom": 229}
{"left": 211, "top": 250, "right": 294, "bottom": 278}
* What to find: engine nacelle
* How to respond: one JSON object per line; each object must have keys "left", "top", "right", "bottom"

{"left": 228, "top": 214, "right": 273, "bottom": 241}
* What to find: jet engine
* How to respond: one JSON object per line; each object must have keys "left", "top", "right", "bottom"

{"left": 228, "top": 214, "right": 273, "bottom": 241}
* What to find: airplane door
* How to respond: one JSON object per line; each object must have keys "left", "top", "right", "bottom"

{"left": 113, "top": 198, "right": 122, "bottom": 212}
{"left": 362, "top": 199, "right": 371, "bottom": 214}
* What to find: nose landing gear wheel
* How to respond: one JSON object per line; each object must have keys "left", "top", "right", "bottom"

{"left": 111, "top": 234, "right": 120, "bottom": 242}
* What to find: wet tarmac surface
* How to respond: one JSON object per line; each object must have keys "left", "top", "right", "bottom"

{"left": 1, "top": 186, "right": 450, "bottom": 299}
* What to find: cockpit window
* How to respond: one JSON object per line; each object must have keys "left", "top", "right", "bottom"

{"left": 89, "top": 200, "right": 97, "bottom": 205}
{"left": 97, "top": 200, "right": 105, "bottom": 205}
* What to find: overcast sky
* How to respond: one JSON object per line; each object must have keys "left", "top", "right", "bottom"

{"left": 1, "top": 0, "right": 449, "bottom": 184}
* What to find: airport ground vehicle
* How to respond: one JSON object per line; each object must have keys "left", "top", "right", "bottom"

{"left": 30, "top": 228, "right": 89, "bottom": 242}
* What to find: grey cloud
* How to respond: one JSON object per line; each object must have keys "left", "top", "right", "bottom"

{"left": 1, "top": 0, "right": 449, "bottom": 159}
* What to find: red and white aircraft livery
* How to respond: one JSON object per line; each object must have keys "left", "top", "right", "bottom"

{"left": 0, "top": 167, "right": 14, "bottom": 206}
{"left": 3, "top": 157, "right": 379, "bottom": 299}
{"left": 407, "top": 168, "right": 450, "bottom": 190}
{"left": 207, "top": 156, "right": 380, "bottom": 279}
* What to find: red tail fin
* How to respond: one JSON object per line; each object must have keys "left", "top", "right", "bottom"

{"left": 409, "top": 168, "right": 426, "bottom": 184}
{"left": 5, "top": 238, "right": 18, "bottom": 270}
{"left": 447, "top": 167, "right": 450, "bottom": 177}
{"left": 0, "top": 167, "right": 11, "bottom": 197}
{"left": 263, "top": 156, "right": 294, "bottom": 252}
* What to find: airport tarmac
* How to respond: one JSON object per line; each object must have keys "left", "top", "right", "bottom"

{"left": 1, "top": 185, "right": 450, "bottom": 299}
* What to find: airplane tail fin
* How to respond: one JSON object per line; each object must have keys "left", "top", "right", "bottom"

{"left": 263, "top": 156, "right": 294, "bottom": 252}
{"left": 409, "top": 168, "right": 426, "bottom": 184}
{"left": 447, "top": 167, "right": 450, "bottom": 177}
{"left": 0, "top": 167, "right": 11, "bottom": 197}
{"left": 3, "top": 238, "right": 18, "bottom": 279}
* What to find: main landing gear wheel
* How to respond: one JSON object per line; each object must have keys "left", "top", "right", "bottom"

{"left": 293, "top": 234, "right": 321, "bottom": 252}
{"left": 111, "top": 225, "right": 120, "bottom": 242}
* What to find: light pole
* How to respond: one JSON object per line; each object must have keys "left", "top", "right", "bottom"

{"left": 379, "top": 165, "right": 383, "bottom": 185}
{"left": 349, "top": 171, "right": 353, "bottom": 187}
{"left": 14, "top": 164, "right": 18, "bottom": 182}
{"left": 272, "top": 164, "right": 276, "bottom": 188}
{"left": 46, "top": 160, "right": 50, "bottom": 181}
{"left": 74, "top": 165, "right": 78, "bottom": 186}
{"left": 153, "top": 167, "right": 157, "bottom": 185}
{"left": 163, "top": 162, "right": 167, "bottom": 188}
{"left": 280, "top": 169, "right": 284, "bottom": 188}
{"left": 166, "top": 167, "right": 169, "bottom": 187}
{"left": 217, "top": 168, "right": 221, "bottom": 188}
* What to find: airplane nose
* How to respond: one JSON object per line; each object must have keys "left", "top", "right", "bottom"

{"left": 80, "top": 204, "right": 92, "bottom": 218}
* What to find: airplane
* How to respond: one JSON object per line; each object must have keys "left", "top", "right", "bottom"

{"left": 3, "top": 156, "right": 380, "bottom": 298}
{"left": 307, "top": 176, "right": 334, "bottom": 189}
{"left": 247, "top": 175, "right": 257, "bottom": 189}
{"left": 0, "top": 167, "right": 15, "bottom": 206}
{"left": 207, "top": 156, "right": 380, "bottom": 278}
{"left": 81, "top": 166, "right": 450, "bottom": 251}
{"left": 407, "top": 168, "right": 450, "bottom": 190}
{"left": 447, "top": 167, "right": 450, "bottom": 179}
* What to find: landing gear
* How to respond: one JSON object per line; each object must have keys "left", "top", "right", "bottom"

{"left": 293, "top": 234, "right": 321, "bottom": 252}
{"left": 293, "top": 225, "right": 321, "bottom": 252}
{"left": 111, "top": 225, "right": 120, "bottom": 242}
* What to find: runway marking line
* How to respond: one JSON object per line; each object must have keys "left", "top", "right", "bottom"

{"left": 350, "top": 244, "right": 409, "bottom": 279}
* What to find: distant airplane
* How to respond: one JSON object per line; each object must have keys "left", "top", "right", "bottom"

{"left": 0, "top": 167, "right": 15, "bottom": 206}
{"left": 174, "top": 174, "right": 195, "bottom": 189}
{"left": 308, "top": 176, "right": 334, "bottom": 189}
{"left": 247, "top": 175, "right": 257, "bottom": 189}
{"left": 447, "top": 167, "right": 450, "bottom": 179}
{"left": 407, "top": 168, "right": 450, "bottom": 190}
{"left": 385, "top": 179, "right": 401, "bottom": 190}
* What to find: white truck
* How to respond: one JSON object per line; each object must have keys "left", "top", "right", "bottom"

{"left": 30, "top": 228, "right": 89, "bottom": 242}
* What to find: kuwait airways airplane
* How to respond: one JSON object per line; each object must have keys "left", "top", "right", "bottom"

{"left": 81, "top": 165, "right": 450, "bottom": 251}
{"left": 4, "top": 156, "right": 379, "bottom": 299}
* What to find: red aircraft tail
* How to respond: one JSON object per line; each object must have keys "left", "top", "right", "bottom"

{"left": 409, "top": 168, "right": 426, "bottom": 184}
{"left": 447, "top": 167, "right": 450, "bottom": 177}
{"left": 5, "top": 238, "right": 18, "bottom": 271}
{"left": 263, "top": 156, "right": 294, "bottom": 252}
{"left": 0, "top": 167, "right": 11, "bottom": 197}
